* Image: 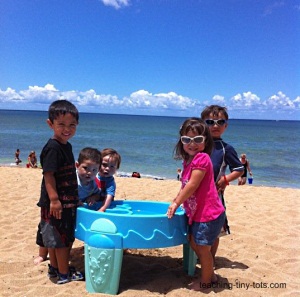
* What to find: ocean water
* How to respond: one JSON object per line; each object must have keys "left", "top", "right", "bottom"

{"left": 0, "top": 110, "right": 299, "bottom": 189}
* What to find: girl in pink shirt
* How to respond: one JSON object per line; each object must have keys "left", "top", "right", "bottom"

{"left": 167, "top": 118, "right": 225, "bottom": 292}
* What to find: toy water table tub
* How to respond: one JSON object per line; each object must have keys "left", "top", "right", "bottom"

{"left": 75, "top": 200, "right": 197, "bottom": 294}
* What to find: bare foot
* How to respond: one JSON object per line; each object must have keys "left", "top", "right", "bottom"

{"left": 188, "top": 276, "right": 218, "bottom": 292}
{"left": 33, "top": 255, "right": 47, "bottom": 265}
{"left": 211, "top": 273, "right": 218, "bottom": 283}
{"left": 187, "top": 279, "right": 199, "bottom": 289}
{"left": 188, "top": 282, "right": 212, "bottom": 293}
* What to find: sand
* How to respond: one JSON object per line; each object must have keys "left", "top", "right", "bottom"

{"left": 0, "top": 166, "right": 299, "bottom": 297}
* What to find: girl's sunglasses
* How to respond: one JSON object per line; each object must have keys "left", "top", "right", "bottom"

{"left": 205, "top": 119, "right": 227, "bottom": 126}
{"left": 181, "top": 135, "right": 205, "bottom": 145}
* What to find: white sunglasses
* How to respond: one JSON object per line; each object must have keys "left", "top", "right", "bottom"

{"left": 181, "top": 135, "right": 205, "bottom": 144}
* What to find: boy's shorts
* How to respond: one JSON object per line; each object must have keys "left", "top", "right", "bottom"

{"left": 189, "top": 211, "right": 225, "bottom": 246}
{"left": 39, "top": 207, "right": 77, "bottom": 248}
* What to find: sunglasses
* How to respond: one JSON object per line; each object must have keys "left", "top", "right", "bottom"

{"left": 181, "top": 135, "right": 205, "bottom": 145}
{"left": 205, "top": 119, "right": 227, "bottom": 126}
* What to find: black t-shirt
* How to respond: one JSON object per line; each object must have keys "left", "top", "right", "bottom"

{"left": 38, "top": 138, "right": 78, "bottom": 208}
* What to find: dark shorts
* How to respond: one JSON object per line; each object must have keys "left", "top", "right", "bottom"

{"left": 189, "top": 211, "right": 226, "bottom": 246}
{"left": 38, "top": 207, "right": 77, "bottom": 248}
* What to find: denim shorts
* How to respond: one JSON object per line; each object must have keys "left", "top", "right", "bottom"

{"left": 189, "top": 212, "right": 225, "bottom": 246}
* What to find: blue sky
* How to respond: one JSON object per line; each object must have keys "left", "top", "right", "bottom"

{"left": 0, "top": 0, "right": 299, "bottom": 120}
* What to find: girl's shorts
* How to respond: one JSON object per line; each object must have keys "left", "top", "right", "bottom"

{"left": 189, "top": 211, "right": 225, "bottom": 246}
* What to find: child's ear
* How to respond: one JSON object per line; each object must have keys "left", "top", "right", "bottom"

{"left": 46, "top": 119, "right": 53, "bottom": 129}
{"left": 75, "top": 161, "right": 79, "bottom": 168}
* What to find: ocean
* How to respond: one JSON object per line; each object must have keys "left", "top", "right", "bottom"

{"left": 0, "top": 109, "right": 299, "bottom": 189}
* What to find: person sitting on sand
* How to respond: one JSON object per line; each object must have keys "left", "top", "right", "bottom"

{"left": 27, "top": 151, "right": 38, "bottom": 168}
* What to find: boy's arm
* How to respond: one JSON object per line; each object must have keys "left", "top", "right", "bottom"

{"left": 44, "top": 171, "right": 62, "bottom": 219}
{"left": 98, "top": 194, "right": 114, "bottom": 212}
{"left": 217, "top": 170, "right": 243, "bottom": 190}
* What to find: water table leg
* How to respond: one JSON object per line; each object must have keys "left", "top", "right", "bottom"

{"left": 183, "top": 243, "right": 197, "bottom": 276}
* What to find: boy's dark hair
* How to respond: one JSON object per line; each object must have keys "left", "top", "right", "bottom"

{"left": 101, "top": 148, "right": 121, "bottom": 169}
{"left": 48, "top": 99, "right": 79, "bottom": 123}
{"left": 78, "top": 147, "right": 102, "bottom": 165}
{"left": 201, "top": 105, "right": 229, "bottom": 120}
{"left": 174, "top": 117, "right": 214, "bottom": 161}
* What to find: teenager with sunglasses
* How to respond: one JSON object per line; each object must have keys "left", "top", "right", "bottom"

{"left": 167, "top": 118, "right": 225, "bottom": 291}
{"left": 201, "top": 105, "right": 244, "bottom": 266}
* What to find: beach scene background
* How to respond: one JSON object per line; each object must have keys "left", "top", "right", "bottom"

{"left": 0, "top": 109, "right": 299, "bottom": 189}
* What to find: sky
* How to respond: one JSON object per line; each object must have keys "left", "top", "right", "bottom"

{"left": 0, "top": 0, "right": 299, "bottom": 120}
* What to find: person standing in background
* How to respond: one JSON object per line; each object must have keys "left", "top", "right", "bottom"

{"left": 15, "top": 149, "right": 22, "bottom": 165}
{"left": 238, "top": 153, "right": 253, "bottom": 185}
{"left": 176, "top": 168, "right": 182, "bottom": 181}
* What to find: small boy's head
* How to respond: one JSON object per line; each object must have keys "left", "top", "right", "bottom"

{"left": 48, "top": 100, "right": 79, "bottom": 124}
{"left": 47, "top": 99, "right": 79, "bottom": 143}
{"left": 99, "top": 148, "right": 121, "bottom": 177}
{"left": 76, "top": 147, "right": 102, "bottom": 185}
{"left": 201, "top": 105, "right": 228, "bottom": 120}
{"left": 200, "top": 105, "right": 228, "bottom": 139}
{"left": 78, "top": 147, "right": 102, "bottom": 165}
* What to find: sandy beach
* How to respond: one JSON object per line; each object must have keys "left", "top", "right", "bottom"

{"left": 0, "top": 166, "right": 299, "bottom": 297}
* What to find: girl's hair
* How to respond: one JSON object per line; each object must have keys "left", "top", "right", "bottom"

{"left": 78, "top": 147, "right": 102, "bottom": 165}
{"left": 101, "top": 148, "right": 121, "bottom": 169}
{"left": 200, "top": 105, "right": 229, "bottom": 120}
{"left": 174, "top": 117, "right": 214, "bottom": 161}
{"left": 48, "top": 99, "right": 79, "bottom": 123}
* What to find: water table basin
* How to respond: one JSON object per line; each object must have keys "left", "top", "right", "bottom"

{"left": 75, "top": 200, "right": 195, "bottom": 294}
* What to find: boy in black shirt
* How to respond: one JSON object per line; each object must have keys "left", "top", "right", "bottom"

{"left": 37, "top": 99, "right": 82, "bottom": 284}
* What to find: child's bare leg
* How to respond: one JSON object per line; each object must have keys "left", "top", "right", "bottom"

{"left": 55, "top": 247, "right": 71, "bottom": 275}
{"left": 189, "top": 237, "right": 216, "bottom": 291}
{"left": 48, "top": 248, "right": 58, "bottom": 269}
{"left": 33, "top": 246, "right": 48, "bottom": 265}
{"left": 211, "top": 237, "right": 219, "bottom": 264}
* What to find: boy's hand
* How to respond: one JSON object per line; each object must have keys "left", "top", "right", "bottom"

{"left": 50, "top": 199, "right": 62, "bottom": 219}
{"left": 86, "top": 194, "right": 99, "bottom": 206}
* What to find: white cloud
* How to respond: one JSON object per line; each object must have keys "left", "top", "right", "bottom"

{"left": 18, "top": 84, "right": 58, "bottom": 103}
{"left": 122, "top": 90, "right": 196, "bottom": 110}
{"left": 212, "top": 95, "right": 225, "bottom": 104}
{"left": 231, "top": 92, "right": 261, "bottom": 108}
{"left": 265, "top": 91, "right": 295, "bottom": 110}
{"left": 100, "top": 0, "right": 130, "bottom": 9}
{"left": 0, "top": 84, "right": 299, "bottom": 120}
{"left": 0, "top": 87, "right": 23, "bottom": 102}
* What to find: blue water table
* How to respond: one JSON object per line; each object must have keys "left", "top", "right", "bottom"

{"left": 75, "top": 200, "right": 197, "bottom": 294}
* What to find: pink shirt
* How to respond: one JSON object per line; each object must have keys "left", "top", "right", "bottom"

{"left": 182, "top": 152, "right": 225, "bottom": 224}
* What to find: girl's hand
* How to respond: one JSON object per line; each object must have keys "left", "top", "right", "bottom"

{"left": 167, "top": 202, "right": 178, "bottom": 219}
